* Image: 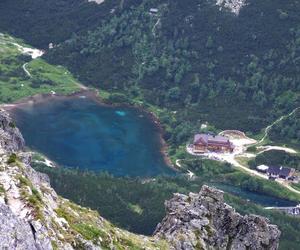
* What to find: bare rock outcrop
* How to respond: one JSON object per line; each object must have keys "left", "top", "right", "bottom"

{"left": 0, "top": 110, "right": 24, "bottom": 152}
{"left": 0, "top": 203, "right": 41, "bottom": 249}
{"left": 216, "top": 0, "right": 247, "bottom": 15}
{"left": 154, "top": 185, "right": 281, "bottom": 250}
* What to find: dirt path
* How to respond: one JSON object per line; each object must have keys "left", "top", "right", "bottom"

{"left": 75, "top": 82, "right": 89, "bottom": 90}
{"left": 187, "top": 144, "right": 300, "bottom": 194}
{"left": 22, "top": 63, "right": 31, "bottom": 77}
{"left": 257, "top": 107, "right": 300, "bottom": 145}
{"left": 257, "top": 145, "right": 297, "bottom": 155}
{"left": 175, "top": 159, "right": 195, "bottom": 179}
{"left": 152, "top": 18, "right": 161, "bottom": 36}
{"left": 276, "top": 179, "right": 300, "bottom": 194}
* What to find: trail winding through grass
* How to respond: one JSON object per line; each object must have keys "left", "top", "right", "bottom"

{"left": 257, "top": 106, "right": 300, "bottom": 145}
{"left": 22, "top": 63, "right": 31, "bottom": 77}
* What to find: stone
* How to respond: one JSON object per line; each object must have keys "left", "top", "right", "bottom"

{"left": 0, "top": 203, "right": 39, "bottom": 249}
{"left": 215, "top": 0, "right": 247, "bottom": 15}
{"left": 0, "top": 110, "right": 25, "bottom": 152}
{"left": 154, "top": 185, "right": 281, "bottom": 250}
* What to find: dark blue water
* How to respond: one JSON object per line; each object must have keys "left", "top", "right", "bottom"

{"left": 213, "top": 183, "right": 297, "bottom": 207}
{"left": 11, "top": 97, "right": 174, "bottom": 177}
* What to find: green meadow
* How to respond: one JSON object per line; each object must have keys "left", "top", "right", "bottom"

{"left": 0, "top": 33, "right": 80, "bottom": 103}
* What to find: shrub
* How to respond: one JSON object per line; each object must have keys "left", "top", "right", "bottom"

{"left": 18, "top": 176, "right": 31, "bottom": 187}
{"left": 72, "top": 223, "right": 103, "bottom": 241}
{"left": 7, "top": 153, "right": 18, "bottom": 164}
{"left": 0, "top": 184, "right": 5, "bottom": 194}
{"left": 246, "top": 146, "right": 257, "bottom": 153}
{"left": 8, "top": 122, "right": 16, "bottom": 128}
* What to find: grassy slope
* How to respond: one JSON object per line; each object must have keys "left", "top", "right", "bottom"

{"left": 0, "top": 33, "right": 80, "bottom": 103}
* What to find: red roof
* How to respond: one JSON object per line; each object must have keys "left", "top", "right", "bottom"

{"left": 194, "top": 134, "right": 233, "bottom": 147}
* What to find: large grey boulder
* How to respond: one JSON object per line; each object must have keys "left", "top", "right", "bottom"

{"left": 0, "top": 110, "right": 25, "bottom": 152}
{"left": 154, "top": 185, "right": 281, "bottom": 250}
{"left": 0, "top": 203, "right": 39, "bottom": 250}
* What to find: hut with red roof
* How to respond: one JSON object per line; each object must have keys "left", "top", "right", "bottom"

{"left": 193, "top": 133, "right": 234, "bottom": 153}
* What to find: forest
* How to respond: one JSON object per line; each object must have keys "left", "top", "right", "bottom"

{"left": 269, "top": 110, "right": 300, "bottom": 148}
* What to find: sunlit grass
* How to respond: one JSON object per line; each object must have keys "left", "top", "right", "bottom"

{"left": 0, "top": 34, "right": 81, "bottom": 103}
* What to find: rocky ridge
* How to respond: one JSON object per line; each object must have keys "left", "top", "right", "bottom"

{"left": 0, "top": 109, "right": 281, "bottom": 249}
{"left": 155, "top": 185, "right": 281, "bottom": 250}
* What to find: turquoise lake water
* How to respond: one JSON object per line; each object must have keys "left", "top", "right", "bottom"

{"left": 11, "top": 97, "right": 174, "bottom": 176}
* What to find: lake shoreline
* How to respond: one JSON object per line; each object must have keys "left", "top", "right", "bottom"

{"left": 1, "top": 89, "right": 178, "bottom": 173}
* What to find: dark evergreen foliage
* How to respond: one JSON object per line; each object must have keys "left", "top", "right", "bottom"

{"left": 269, "top": 110, "right": 300, "bottom": 147}
{"left": 249, "top": 150, "right": 300, "bottom": 170}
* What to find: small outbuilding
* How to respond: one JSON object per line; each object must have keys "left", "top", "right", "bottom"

{"left": 150, "top": 8, "right": 159, "bottom": 14}
{"left": 256, "top": 165, "right": 269, "bottom": 173}
{"left": 267, "top": 166, "right": 295, "bottom": 180}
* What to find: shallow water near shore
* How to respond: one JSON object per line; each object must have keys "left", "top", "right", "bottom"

{"left": 10, "top": 97, "right": 174, "bottom": 176}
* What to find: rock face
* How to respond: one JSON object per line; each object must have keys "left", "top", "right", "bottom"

{"left": 88, "top": 0, "right": 104, "bottom": 4}
{"left": 215, "top": 0, "right": 247, "bottom": 15}
{"left": 154, "top": 185, "right": 281, "bottom": 250}
{"left": 0, "top": 203, "right": 38, "bottom": 249}
{"left": 0, "top": 110, "right": 56, "bottom": 249}
{"left": 0, "top": 110, "right": 24, "bottom": 152}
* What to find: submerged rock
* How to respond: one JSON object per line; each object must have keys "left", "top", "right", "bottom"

{"left": 154, "top": 185, "right": 281, "bottom": 250}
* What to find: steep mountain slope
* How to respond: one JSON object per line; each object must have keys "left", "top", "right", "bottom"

{"left": 0, "top": 1, "right": 296, "bottom": 249}
{"left": 44, "top": 0, "right": 300, "bottom": 134}
{"left": 0, "top": 0, "right": 115, "bottom": 48}
{"left": 0, "top": 109, "right": 280, "bottom": 249}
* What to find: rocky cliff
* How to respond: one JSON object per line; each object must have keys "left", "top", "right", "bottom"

{"left": 154, "top": 186, "right": 280, "bottom": 250}
{"left": 0, "top": 109, "right": 280, "bottom": 249}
